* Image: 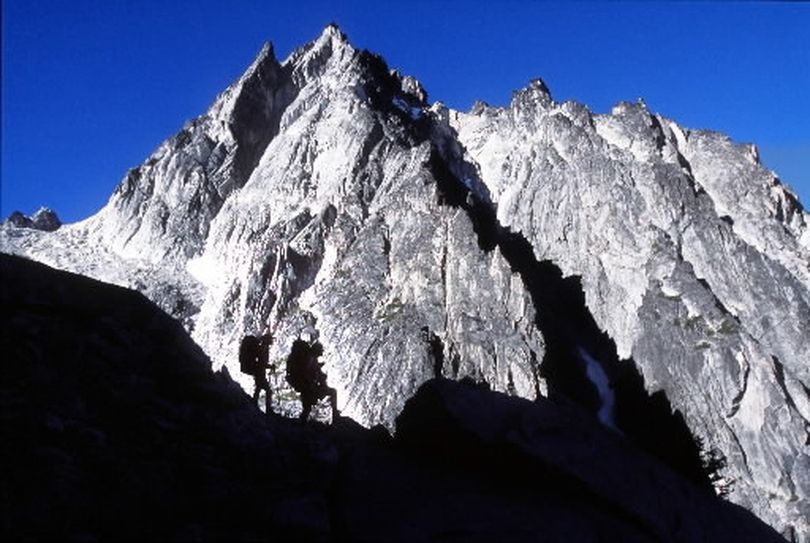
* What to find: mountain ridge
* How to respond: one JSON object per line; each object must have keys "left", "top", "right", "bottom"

{"left": 2, "top": 25, "right": 808, "bottom": 541}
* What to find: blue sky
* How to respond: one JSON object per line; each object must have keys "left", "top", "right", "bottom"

{"left": 2, "top": 1, "right": 808, "bottom": 222}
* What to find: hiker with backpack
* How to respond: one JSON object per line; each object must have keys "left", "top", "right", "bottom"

{"left": 285, "top": 338, "right": 339, "bottom": 423}
{"left": 239, "top": 333, "right": 274, "bottom": 413}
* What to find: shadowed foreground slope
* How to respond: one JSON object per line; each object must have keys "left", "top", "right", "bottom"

{"left": 0, "top": 254, "right": 784, "bottom": 541}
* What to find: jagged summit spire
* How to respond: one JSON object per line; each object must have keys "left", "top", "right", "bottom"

{"left": 322, "top": 22, "right": 347, "bottom": 41}
{"left": 307, "top": 22, "right": 350, "bottom": 51}
{"left": 527, "top": 78, "right": 551, "bottom": 97}
{"left": 244, "top": 41, "right": 279, "bottom": 76}
{"left": 255, "top": 41, "right": 275, "bottom": 61}
{"left": 283, "top": 23, "right": 356, "bottom": 83}
{"left": 510, "top": 77, "right": 554, "bottom": 113}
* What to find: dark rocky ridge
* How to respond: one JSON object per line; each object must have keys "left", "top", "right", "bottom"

{"left": 4, "top": 207, "right": 62, "bottom": 232}
{"left": 0, "top": 254, "right": 784, "bottom": 541}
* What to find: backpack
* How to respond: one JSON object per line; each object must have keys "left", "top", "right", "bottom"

{"left": 239, "top": 335, "right": 260, "bottom": 374}
{"left": 286, "top": 339, "right": 312, "bottom": 392}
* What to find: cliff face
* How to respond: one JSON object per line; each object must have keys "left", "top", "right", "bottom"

{"left": 452, "top": 88, "right": 810, "bottom": 538}
{"left": 1, "top": 25, "right": 808, "bottom": 540}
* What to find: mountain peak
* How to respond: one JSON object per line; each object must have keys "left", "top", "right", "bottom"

{"left": 511, "top": 77, "right": 554, "bottom": 113}
{"left": 283, "top": 24, "right": 357, "bottom": 84}
{"left": 3, "top": 207, "right": 61, "bottom": 232}
{"left": 254, "top": 41, "right": 275, "bottom": 63}
{"left": 3, "top": 28, "right": 809, "bottom": 542}
{"left": 321, "top": 22, "right": 347, "bottom": 41}
{"left": 310, "top": 22, "right": 351, "bottom": 52}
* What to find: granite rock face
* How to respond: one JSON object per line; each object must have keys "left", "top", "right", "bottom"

{"left": 1, "top": 26, "right": 808, "bottom": 541}
{"left": 452, "top": 90, "right": 810, "bottom": 541}
{"left": 95, "top": 42, "right": 297, "bottom": 263}
{"left": 181, "top": 26, "right": 545, "bottom": 425}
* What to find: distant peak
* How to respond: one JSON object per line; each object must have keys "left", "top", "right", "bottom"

{"left": 469, "top": 100, "right": 492, "bottom": 115}
{"left": 4, "top": 207, "right": 61, "bottom": 232}
{"left": 290, "top": 23, "right": 353, "bottom": 62}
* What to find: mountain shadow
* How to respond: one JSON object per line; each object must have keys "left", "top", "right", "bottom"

{"left": 0, "top": 254, "right": 784, "bottom": 542}
{"left": 428, "top": 145, "right": 712, "bottom": 492}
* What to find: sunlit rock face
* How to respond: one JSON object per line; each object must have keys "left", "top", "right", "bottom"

{"left": 185, "top": 26, "right": 545, "bottom": 426}
{"left": 452, "top": 90, "right": 810, "bottom": 542}
{"left": 2, "top": 25, "right": 808, "bottom": 541}
{"left": 0, "top": 25, "right": 545, "bottom": 427}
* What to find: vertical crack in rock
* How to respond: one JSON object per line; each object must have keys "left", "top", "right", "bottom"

{"left": 772, "top": 355, "right": 808, "bottom": 426}
{"left": 694, "top": 276, "right": 740, "bottom": 322}
{"left": 529, "top": 348, "right": 543, "bottom": 399}
{"left": 421, "top": 326, "right": 446, "bottom": 379}
{"left": 723, "top": 420, "right": 752, "bottom": 478}
{"left": 727, "top": 355, "right": 750, "bottom": 418}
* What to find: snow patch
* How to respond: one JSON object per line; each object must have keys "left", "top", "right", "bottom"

{"left": 579, "top": 347, "right": 619, "bottom": 431}
{"left": 187, "top": 253, "right": 222, "bottom": 287}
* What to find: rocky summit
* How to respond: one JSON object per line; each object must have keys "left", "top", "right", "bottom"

{"left": 1, "top": 25, "right": 808, "bottom": 540}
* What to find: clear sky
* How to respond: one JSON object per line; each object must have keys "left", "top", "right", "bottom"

{"left": 2, "top": 1, "right": 808, "bottom": 223}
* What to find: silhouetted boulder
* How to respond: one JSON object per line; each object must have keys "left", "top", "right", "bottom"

{"left": 394, "top": 378, "right": 784, "bottom": 543}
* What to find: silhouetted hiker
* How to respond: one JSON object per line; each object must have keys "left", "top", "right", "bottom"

{"left": 240, "top": 333, "right": 274, "bottom": 413}
{"left": 285, "top": 339, "right": 338, "bottom": 422}
{"left": 422, "top": 326, "right": 445, "bottom": 379}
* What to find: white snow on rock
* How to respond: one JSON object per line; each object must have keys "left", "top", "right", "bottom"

{"left": 579, "top": 347, "right": 618, "bottom": 431}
